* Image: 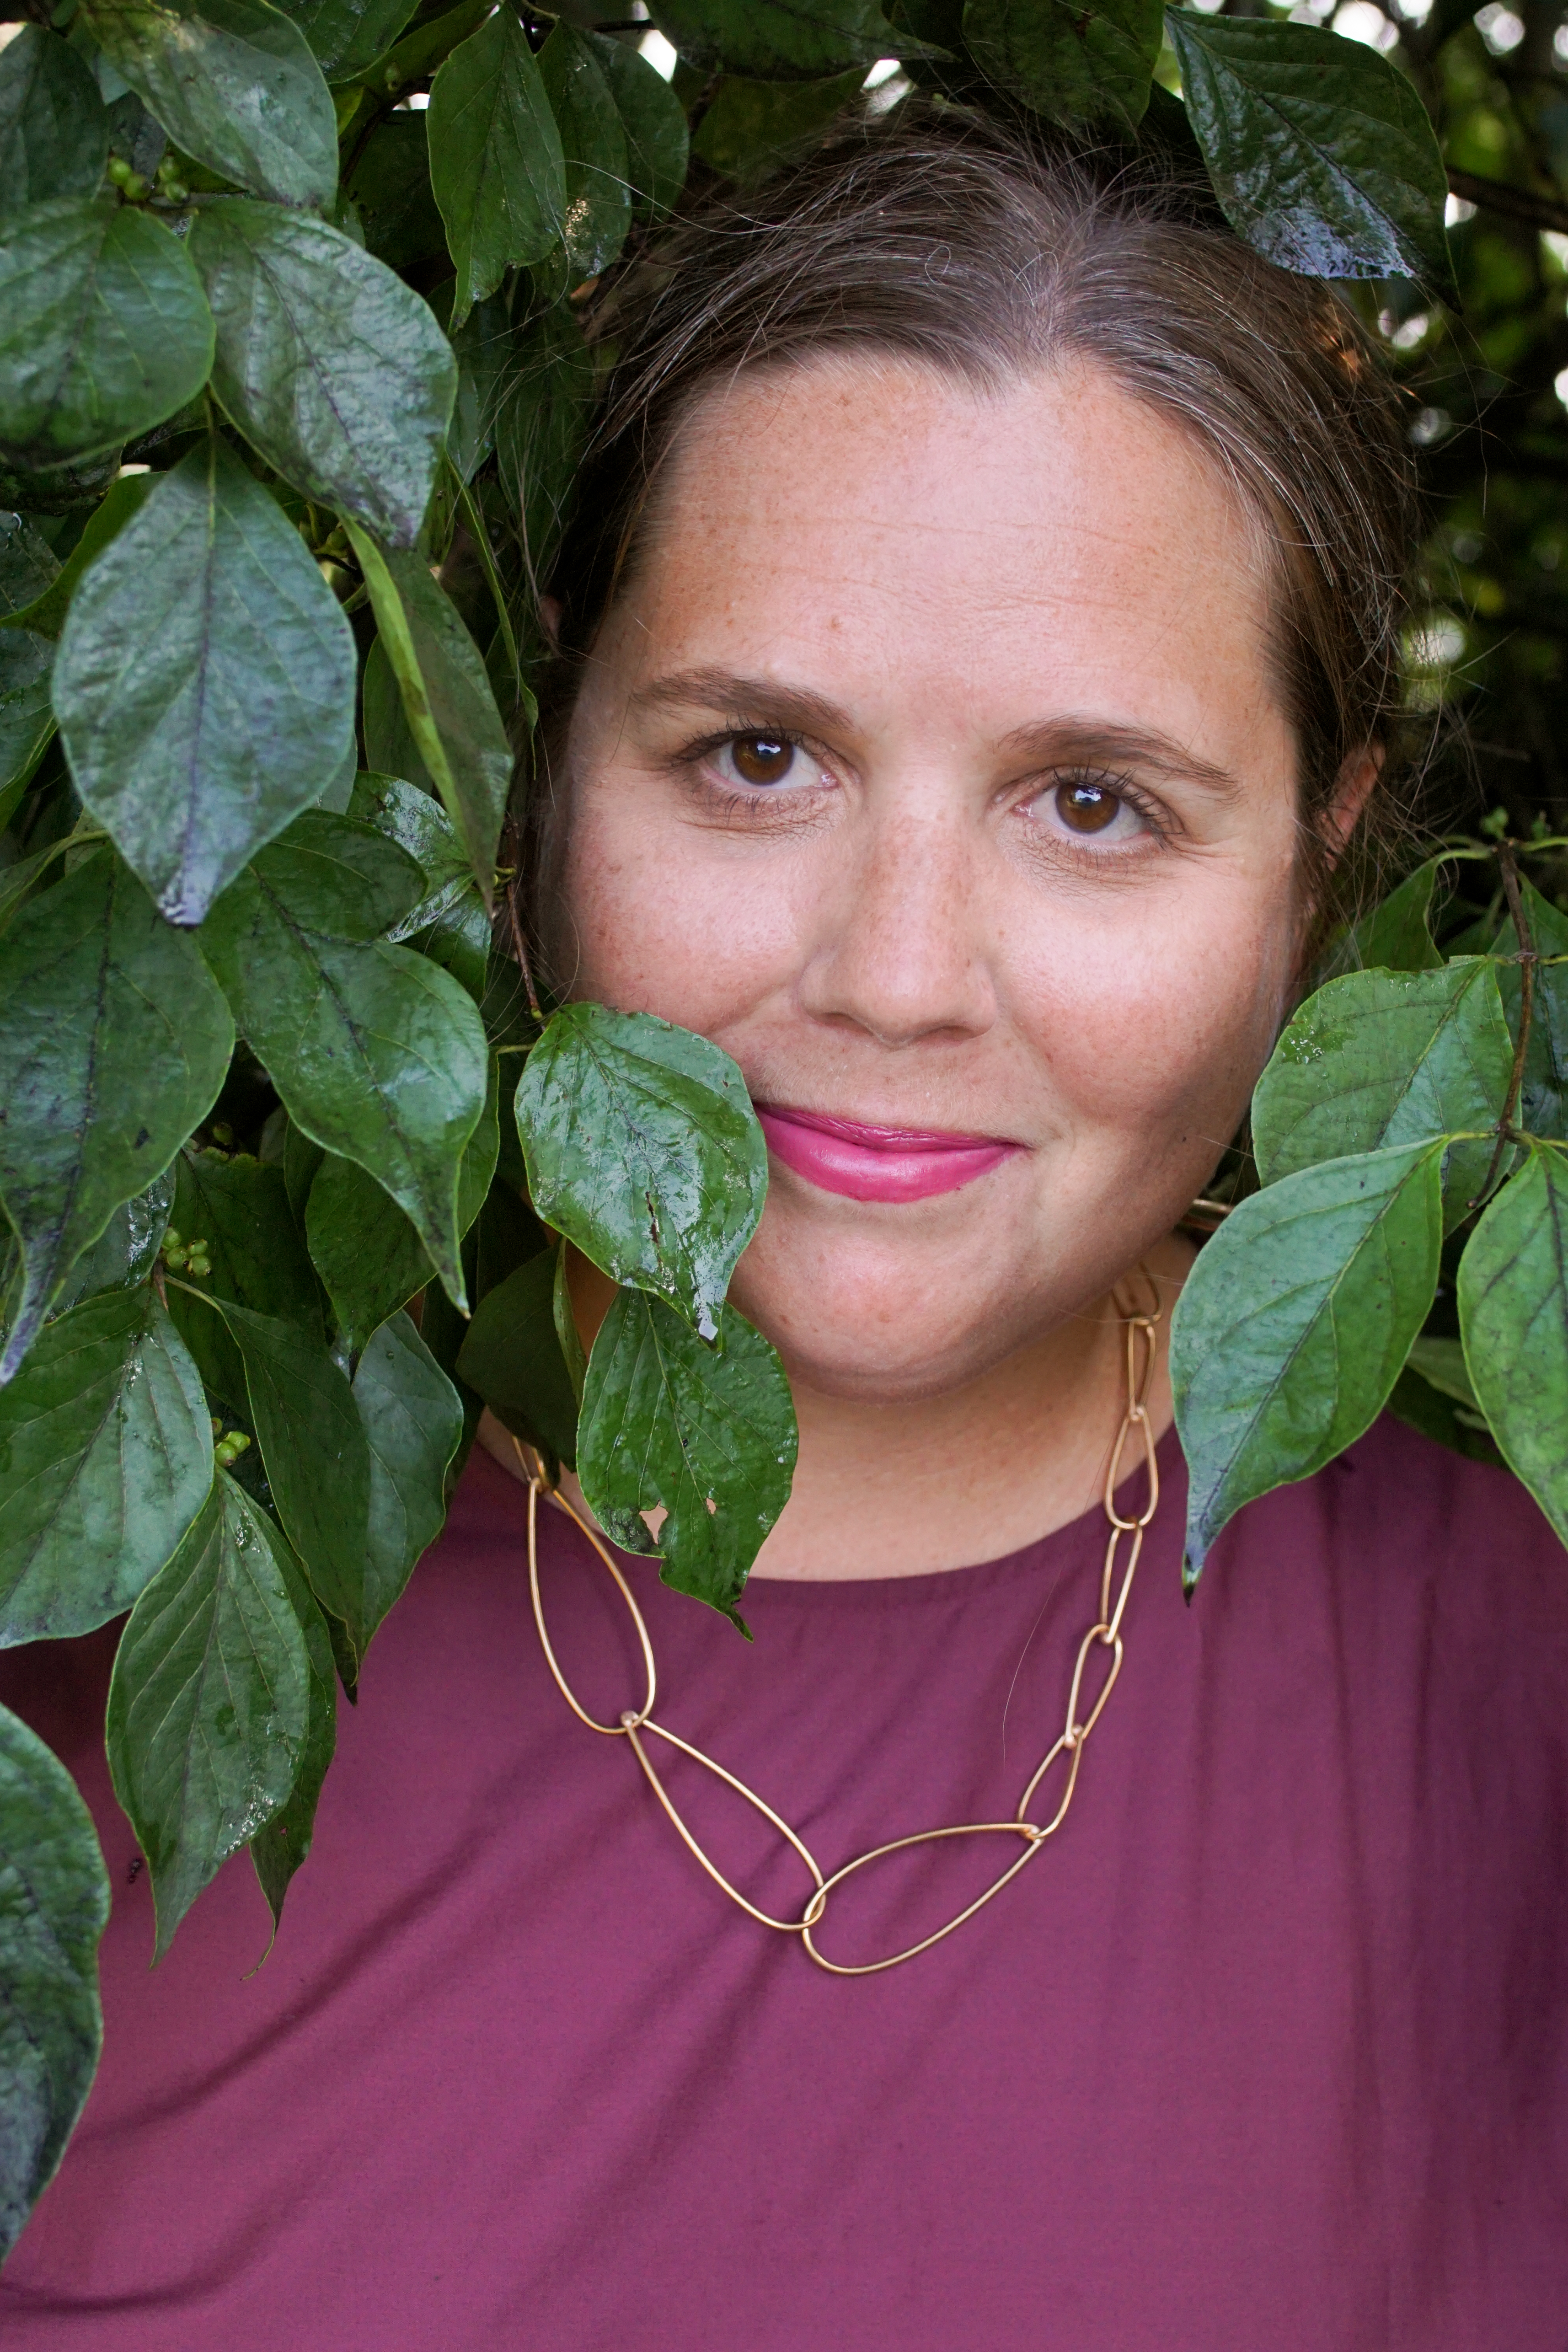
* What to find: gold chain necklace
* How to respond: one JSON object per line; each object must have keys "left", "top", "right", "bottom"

{"left": 517, "top": 1290, "right": 1161, "bottom": 1977}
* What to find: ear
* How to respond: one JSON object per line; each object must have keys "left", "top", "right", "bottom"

{"left": 1320, "top": 743, "right": 1383, "bottom": 857}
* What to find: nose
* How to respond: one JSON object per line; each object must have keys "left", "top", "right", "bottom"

{"left": 795, "top": 803, "right": 997, "bottom": 1050}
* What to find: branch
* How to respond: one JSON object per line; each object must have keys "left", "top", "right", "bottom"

{"left": 1447, "top": 168, "right": 1568, "bottom": 236}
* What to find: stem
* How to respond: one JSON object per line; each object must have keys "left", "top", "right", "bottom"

{"left": 1470, "top": 843, "right": 1536, "bottom": 1211}
{"left": 1446, "top": 168, "right": 1568, "bottom": 236}
{"left": 503, "top": 841, "right": 542, "bottom": 1023}
{"left": 451, "top": 467, "right": 522, "bottom": 711}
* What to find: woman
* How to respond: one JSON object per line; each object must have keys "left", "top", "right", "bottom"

{"left": 3, "top": 112, "right": 1565, "bottom": 2349}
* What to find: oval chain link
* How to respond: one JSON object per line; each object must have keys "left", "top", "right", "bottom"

{"left": 521, "top": 1284, "right": 1162, "bottom": 1975}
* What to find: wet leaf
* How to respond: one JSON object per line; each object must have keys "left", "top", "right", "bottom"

{"left": 0, "top": 473, "right": 154, "bottom": 643}
{"left": 591, "top": 31, "right": 689, "bottom": 217}
{"left": 1458, "top": 1148, "right": 1568, "bottom": 1550}
{"left": 81, "top": 0, "right": 339, "bottom": 209}
{"left": 275, "top": 0, "right": 420, "bottom": 79}
{"left": 0, "top": 198, "right": 213, "bottom": 467}
{"left": 54, "top": 436, "right": 358, "bottom": 926}
{"left": 249, "top": 1528, "right": 335, "bottom": 1929}
{"left": 578, "top": 1293, "right": 796, "bottom": 1624}
{"left": 515, "top": 1002, "right": 768, "bottom": 1341}
{"left": 1167, "top": 11, "right": 1455, "bottom": 293}
{"left": 690, "top": 68, "right": 863, "bottom": 177}
{"left": 0, "top": 1701, "right": 108, "bottom": 2262}
{"left": 427, "top": 5, "right": 564, "bottom": 325}
{"left": 0, "top": 27, "right": 109, "bottom": 211}
{"left": 537, "top": 22, "right": 631, "bottom": 283}
{"left": 166, "top": 1147, "right": 324, "bottom": 1414}
{"left": 0, "top": 850, "right": 233, "bottom": 1383}
{"left": 648, "top": 0, "right": 934, "bottom": 80}
{"left": 1496, "top": 882, "right": 1568, "bottom": 1142}
{"left": 0, "top": 1286, "right": 211, "bottom": 1647}
{"left": 189, "top": 200, "right": 455, "bottom": 549}
{"left": 351, "top": 1309, "right": 462, "bottom": 1651}
{"left": 1172, "top": 1140, "right": 1445, "bottom": 1583}
{"left": 1332, "top": 860, "right": 1445, "bottom": 977}
{"left": 107, "top": 1473, "right": 310, "bottom": 1959}
{"left": 456, "top": 1247, "right": 579, "bottom": 1468}
{"left": 963, "top": 0, "right": 1162, "bottom": 130}
{"left": 1252, "top": 959, "right": 1513, "bottom": 1227}
{"left": 493, "top": 300, "right": 593, "bottom": 587}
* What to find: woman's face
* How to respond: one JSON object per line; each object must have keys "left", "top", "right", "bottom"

{"left": 559, "top": 356, "right": 1306, "bottom": 1403}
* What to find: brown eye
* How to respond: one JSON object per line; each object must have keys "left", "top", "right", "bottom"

{"left": 729, "top": 734, "right": 796, "bottom": 786}
{"left": 1054, "top": 780, "right": 1121, "bottom": 834}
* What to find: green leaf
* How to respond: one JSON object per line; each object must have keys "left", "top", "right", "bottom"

{"left": 305, "top": 1051, "right": 498, "bottom": 1352}
{"left": 455, "top": 1247, "right": 579, "bottom": 1467}
{"left": 0, "top": 27, "right": 110, "bottom": 211}
{"left": 248, "top": 1527, "right": 335, "bottom": 1929}
{"left": 1458, "top": 1148, "right": 1568, "bottom": 1550}
{"left": 690, "top": 68, "right": 863, "bottom": 178}
{"left": 0, "top": 850, "right": 234, "bottom": 1383}
{"left": 44, "top": 1170, "right": 175, "bottom": 1321}
{"left": 213, "top": 1296, "right": 373, "bottom": 1646}
{"left": 356, "top": 0, "right": 489, "bottom": 94}
{"left": 0, "top": 197, "right": 214, "bottom": 467}
{"left": 106, "top": 1472, "right": 310, "bottom": 1959}
{"left": 0, "top": 473, "right": 154, "bottom": 643}
{"left": 1165, "top": 12, "right": 1456, "bottom": 294}
{"left": 348, "top": 768, "right": 492, "bottom": 997}
{"left": 346, "top": 529, "right": 512, "bottom": 901}
{"left": 0, "top": 1286, "right": 211, "bottom": 1647}
{"left": 578, "top": 1293, "right": 796, "bottom": 1624}
{"left": 273, "top": 0, "right": 419, "bottom": 79}
{"left": 53, "top": 436, "right": 359, "bottom": 926}
{"left": 351, "top": 1309, "right": 462, "bottom": 1651}
{"left": 0, "top": 516, "right": 54, "bottom": 807}
{"left": 187, "top": 199, "right": 455, "bottom": 549}
{"left": 554, "top": 1238, "right": 586, "bottom": 1406}
{"left": 444, "top": 290, "right": 515, "bottom": 482}
{"left": 1496, "top": 881, "right": 1568, "bottom": 1141}
{"left": 1252, "top": 959, "right": 1513, "bottom": 1227}
{"left": 493, "top": 301, "right": 594, "bottom": 587}
{"left": 81, "top": 0, "right": 339, "bottom": 209}
{"left": 963, "top": 0, "right": 1162, "bottom": 130}
{"left": 649, "top": 0, "right": 931, "bottom": 79}
{"left": 198, "top": 817, "right": 488, "bottom": 1305}
{"left": 1333, "top": 860, "right": 1445, "bottom": 976}
{"left": 343, "top": 113, "right": 447, "bottom": 272}
{"left": 166, "top": 1146, "right": 324, "bottom": 1412}
{"left": 537, "top": 22, "right": 631, "bottom": 283}
{"left": 427, "top": 6, "right": 565, "bottom": 327}
{"left": 1385, "top": 1358, "right": 1504, "bottom": 1468}
{"left": 0, "top": 1701, "right": 108, "bottom": 2264}
{"left": 591, "top": 32, "right": 690, "bottom": 218}
{"left": 1172, "top": 1140, "right": 1445, "bottom": 1582}
{"left": 516, "top": 1003, "right": 769, "bottom": 1341}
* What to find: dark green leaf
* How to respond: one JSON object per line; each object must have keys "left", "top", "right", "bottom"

{"left": 214, "top": 1297, "right": 373, "bottom": 1650}
{"left": 963, "top": 0, "right": 1162, "bottom": 130}
{"left": 591, "top": 32, "right": 690, "bottom": 217}
{"left": 305, "top": 1051, "right": 498, "bottom": 1352}
{"left": 554, "top": 1239, "right": 586, "bottom": 1407}
{"left": 188, "top": 200, "right": 455, "bottom": 550}
{"left": 359, "top": 0, "right": 489, "bottom": 94}
{"left": 1252, "top": 959, "right": 1512, "bottom": 1227}
{"left": 1166, "top": 12, "right": 1455, "bottom": 293}
{"left": 455, "top": 1247, "right": 578, "bottom": 1467}
{"left": 1496, "top": 882, "right": 1568, "bottom": 1141}
{"left": 0, "top": 1286, "right": 211, "bottom": 1646}
{"left": 166, "top": 1146, "right": 324, "bottom": 1411}
{"left": 274, "top": 0, "right": 419, "bottom": 79}
{"left": 349, "top": 770, "right": 493, "bottom": 999}
{"left": 198, "top": 821, "right": 487, "bottom": 1305}
{"left": 444, "top": 291, "right": 515, "bottom": 482}
{"left": 537, "top": 22, "right": 631, "bottom": 283}
{"left": 106, "top": 1472, "right": 310, "bottom": 1959}
{"left": 1458, "top": 1147, "right": 1568, "bottom": 1550}
{"left": 53, "top": 437, "right": 359, "bottom": 925}
{"left": 1333, "top": 860, "right": 1445, "bottom": 976}
{"left": 493, "top": 301, "right": 593, "bottom": 587}
{"left": 0, "top": 851, "right": 233, "bottom": 1383}
{"left": 81, "top": 0, "right": 338, "bottom": 209}
{"left": 578, "top": 1292, "right": 796, "bottom": 1623}
{"left": 690, "top": 68, "right": 863, "bottom": 177}
{"left": 1385, "top": 1359, "right": 1504, "bottom": 1468}
{"left": 427, "top": 6, "right": 565, "bottom": 326}
{"left": 0, "top": 473, "right": 153, "bottom": 643}
{"left": 347, "top": 530, "right": 512, "bottom": 901}
{"left": 649, "top": 0, "right": 931, "bottom": 80}
{"left": 0, "top": 27, "right": 109, "bottom": 210}
{"left": 47, "top": 1171, "right": 174, "bottom": 1320}
{"left": 516, "top": 1003, "right": 768, "bottom": 1340}
{"left": 1172, "top": 1140, "right": 1445, "bottom": 1582}
{"left": 343, "top": 113, "right": 447, "bottom": 272}
{"left": 0, "top": 198, "right": 213, "bottom": 467}
{"left": 104, "top": 87, "right": 168, "bottom": 182}
{"left": 0, "top": 1701, "right": 108, "bottom": 2263}
{"left": 351, "top": 1309, "right": 462, "bottom": 1650}
{"left": 248, "top": 1527, "right": 335, "bottom": 1929}
{"left": 0, "top": 556, "right": 53, "bottom": 811}
{"left": 284, "top": 1116, "right": 324, "bottom": 1222}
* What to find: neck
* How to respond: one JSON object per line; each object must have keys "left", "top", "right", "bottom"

{"left": 477, "top": 1232, "right": 1192, "bottom": 1583}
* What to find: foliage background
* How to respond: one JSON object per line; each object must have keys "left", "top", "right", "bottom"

{"left": 0, "top": 0, "right": 1565, "bottom": 2271}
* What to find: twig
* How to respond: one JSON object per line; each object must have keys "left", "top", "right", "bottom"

{"left": 1470, "top": 841, "right": 1536, "bottom": 1210}
{"left": 1447, "top": 169, "right": 1568, "bottom": 237}
{"left": 502, "top": 825, "right": 542, "bottom": 1023}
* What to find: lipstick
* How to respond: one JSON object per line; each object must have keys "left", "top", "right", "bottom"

{"left": 754, "top": 1104, "right": 1021, "bottom": 1204}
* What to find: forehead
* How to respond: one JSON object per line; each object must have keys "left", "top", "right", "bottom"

{"left": 611, "top": 353, "right": 1278, "bottom": 741}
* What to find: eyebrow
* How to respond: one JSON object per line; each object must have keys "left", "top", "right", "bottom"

{"left": 629, "top": 669, "right": 1243, "bottom": 799}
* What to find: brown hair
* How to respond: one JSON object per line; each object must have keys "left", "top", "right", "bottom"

{"left": 527, "top": 101, "right": 1419, "bottom": 950}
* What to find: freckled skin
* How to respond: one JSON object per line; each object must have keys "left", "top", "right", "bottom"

{"left": 547, "top": 357, "right": 1347, "bottom": 1576}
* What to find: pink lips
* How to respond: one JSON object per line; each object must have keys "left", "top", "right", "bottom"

{"left": 754, "top": 1104, "right": 1020, "bottom": 1204}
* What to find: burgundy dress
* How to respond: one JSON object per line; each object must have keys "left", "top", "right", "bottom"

{"left": 1, "top": 1417, "right": 1565, "bottom": 2351}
